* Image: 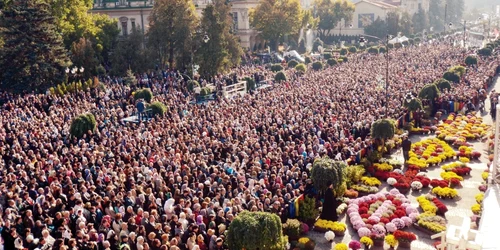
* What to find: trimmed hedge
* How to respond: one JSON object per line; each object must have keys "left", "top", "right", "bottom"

{"left": 312, "top": 61, "right": 323, "bottom": 71}
{"left": 394, "top": 42, "right": 403, "bottom": 49}
{"left": 340, "top": 48, "right": 348, "bottom": 55}
{"left": 295, "top": 63, "right": 306, "bottom": 73}
{"left": 323, "top": 53, "right": 332, "bottom": 60}
{"left": 311, "top": 157, "right": 346, "bottom": 192}
{"left": 327, "top": 58, "right": 337, "bottom": 66}
{"left": 478, "top": 47, "right": 492, "bottom": 56}
{"left": 443, "top": 71, "right": 460, "bottom": 83}
{"left": 379, "top": 47, "right": 387, "bottom": 53}
{"left": 149, "top": 102, "right": 167, "bottom": 117}
{"left": 287, "top": 60, "right": 299, "bottom": 68}
{"left": 465, "top": 55, "right": 478, "bottom": 66}
{"left": 134, "top": 88, "right": 153, "bottom": 102}
{"left": 434, "top": 78, "right": 452, "bottom": 91}
{"left": 275, "top": 71, "right": 287, "bottom": 82}
{"left": 304, "top": 56, "right": 312, "bottom": 64}
{"left": 371, "top": 119, "right": 396, "bottom": 140}
{"left": 270, "top": 64, "right": 283, "bottom": 72}
{"left": 70, "top": 113, "right": 97, "bottom": 138}
{"left": 348, "top": 46, "right": 357, "bottom": 53}
{"left": 368, "top": 47, "right": 379, "bottom": 54}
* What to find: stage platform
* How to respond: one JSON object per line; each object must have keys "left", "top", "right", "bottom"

{"left": 478, "top": 184, "right": 500, "bottom": 249}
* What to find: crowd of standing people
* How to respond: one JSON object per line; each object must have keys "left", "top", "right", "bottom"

{"left": 0, "top": 37, "right": 498, "bottom": 250}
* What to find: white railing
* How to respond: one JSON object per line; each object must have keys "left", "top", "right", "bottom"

{"left": 222, "top": 81, "right": 246, "bottom": 98}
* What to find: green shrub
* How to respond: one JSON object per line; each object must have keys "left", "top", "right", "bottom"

{"left": 368, "top": 47, "right": 379, "bottom": 54}
{"left": 327, "top": 58, "right": 337, "bottom": 66}
{"left": 199, "top": 87, "right": 212, "bottom": 96}
{"left": 304, "top": 56, "right": 312, "bottom": 64}
{"left": 434, "top": 78, "right": 452, "bottom": 91}
{"left": 96, "top": 65, "right": 106, "bottom": 76}
{"left": 323, "top": 53, "right": 332, "bottom": 60}
{"left": 311, "top": 157, "right": 346, "bottom": 192}
{"left": 415, "top": 37, "right": 421, "bottom": 43}
{"left": 312, "top": 37, "right": 324, "bottom": 52}
{"left": 275, "top": 71, "right": 287, "bottom": 82}
{"left": 465, "top": 55, "right": 478, "bottom": 66}
{"left": 409, "top": 38, "right": 415, "bottom": 45}
{"left": 134, "top": 88, "right": 153, "bottom": 102}
{"left": 123, "top": 69, "right": 137, "bottom": 86}
{"left": 226, "top": 211, "right": 286, "bottom": 250}
{"left": 394, "top": 42, "right": 402, "bottom": 49}
{"left": 379, "top": 46, "right": 387, "bottom": 53}
{"left": 387, "top": 43, "right": 394, "bottom": 49}
{"left": 404, "top": 98, "right": 423, "bottom": 112}
{"left": 282, "top": 219, "right": 301, "bottom": 238}
{"left": 312, "top": 61, "right": 323, "bottom": 71}
{"left": 287, "top": 60, "right": 299, "bottom": 68}
{"left": 419, "top": 83, "right": 441, "bottom": 101}
{"left": 340, "top": 56, "right": 348, "bottom": 62}
{"left": 371, "top": 119, "right": 396, "bottom": 141}
{"left": 244, "top": 77, "right": 256, "bottom": 91}
{"left": 271, "top": 63, "right": 284, "bottom": 72}
{"left": 343, "top": 165, "right": 365, "bottom": 188}
{"left": 449, "top": 65, "right": 466, "bottom": 77}
{"left": 295, "top": 63, "right": 306, "bottom": 73}
{"left": 348, "top": 46, "right": 357, "bottom": 53}
{"left": 478, "top": 47, "right": 492, "bottom": 56}
{"left": 340, "top": 48, "right": 348, "bottom": 55}
{"left": 443, "top": 71, "right": 460, "bottom": 83}
{"left": 187, "top": 80, "right": 200, "bottom": 92}
{"left": 149, "top": 101, "right": 167, "bottom": 117}
{"left": 298, "top": 196, "right": 318, "bottom": 223}
{"left": 70, "top": 113, "right": 97, "bottom": 138}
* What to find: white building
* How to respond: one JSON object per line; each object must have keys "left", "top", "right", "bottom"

{"left": 400, "top": 0, "right": 429, "bottom": 15}
{"left": 339, "top": 0, "right": 398, "bottom": 36}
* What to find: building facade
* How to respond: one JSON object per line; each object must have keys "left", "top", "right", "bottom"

{"left": 90, "top": 0, "right": 260, "bottom": 48}
{"left": 337, "top": 0, "right": 397, "bottom": 36}
{"left": 399, "top": 0, "right": 429, "bottom": 15}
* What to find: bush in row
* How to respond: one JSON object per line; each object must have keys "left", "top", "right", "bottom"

{"left": 312, "top": 61, "right": 323, "bottom": 71}
{"left": 70, "top": 113, "right": 97, "bottom": 138}
{"left": 271, "top": 64, "right": 283, "bottom": 72}
{"left": 134, "top": 88, "right": 153, "bottom": 102}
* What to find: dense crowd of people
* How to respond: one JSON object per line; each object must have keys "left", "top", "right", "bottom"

{"left": 0, "top": 36, "right": 498, "bottom": 250}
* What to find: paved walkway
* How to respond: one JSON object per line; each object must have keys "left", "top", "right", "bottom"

{"left": 307, "top": 77, "right": 500, "bottom": 249}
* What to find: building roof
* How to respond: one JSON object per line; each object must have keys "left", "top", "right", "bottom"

{"left": 355, "top": 0, "right": 398, "bottom": 8}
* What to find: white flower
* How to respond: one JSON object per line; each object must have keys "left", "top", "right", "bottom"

{"left": 416, "top": 172, "right": 427, "bottom": 177}
{"left": 387, "top": 177, "right": 397, "bottom": 186}
{"left": 393, "top": 169, "right": 404, "bottom": 174}
{"left": 325, "top": 231, "right": 336, "bottom": 241}
{"left": 411, "top": 181, "right": 423, "bottom": 190}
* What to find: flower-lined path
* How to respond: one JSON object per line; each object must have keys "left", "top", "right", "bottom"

{"left": 308, "top": 77, "right": 500, "bottom": 249}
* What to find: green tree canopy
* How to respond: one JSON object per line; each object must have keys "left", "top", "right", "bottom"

{"left": 148, "top": 0, "right": 198, "bottom": 68}
{"left": 314, "top": 0, "right": 355, "bottom": 39}
{"left": 110, "top": 27, "right": 152, "bottom": 76}
{"left": 311, "top": 157, "right": 346, "bottom": 192}
{"left": 428, "top": 0, "right": 444, "bottom": 32}
{"left": 404, "top": 98, "right": 423, "bottom": 112}
{"left": 400, "top": 12, "right": 413, "bottom": 35}
{"left": 434, "top": 78, "right": 452, "bottom": 91}
{"left": 386, "top": 11, "right": 400, "bottom": 36}
{"left": 70, "top": 38, "right": 98, "bottom": 79}
{"left": 370, "top": 119, "right": 396, "bottom": 140}
{"left": 0, "top": 0, "right": 70, "bottom": 92}
{"left": 250, "top": 0, "right": 303, "bottom": 50}
{"left": 364, "top": 17, "right": 388, "bottom": 39}
{"left": 412, "top": 8, "right": 429, "bottom": 33}
{"left": 197, "top": 0, "right": 243, "bottom": 77}
{"left": 419, "top": 83, "right": 440, "bottom": 101}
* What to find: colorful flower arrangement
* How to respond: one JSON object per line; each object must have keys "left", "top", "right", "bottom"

{"left": 475, "top": 193, "right": 484, "bottom": 204}
{"left": 361, "top": 177, "right": 382, "bottom": 187}
{"left": 324, "top": 231, "right": 335, "bottom": 241}
{"left": 298, "top": 237, "right": 311, "bottom": 244}
{"left": 334, "top": 243, "right": 348, "bottom": 250}
{"left": 411, "top": 181, "right": 423, "bottom": 190}
{"left": 348, "top": 240, "right": 362, "bottom": 250}
{"left": 373, "top": 162, "right": 393, "bottom": 172}
{"left": 459, "top": 157, "right": 470, "bottom": 163}
{"left": 440, "top": 171, "right": 464, "bottom": 182}
{"left": 387, "top": 177, "right": 397, "bottom": 186}
{"left": 417, "top": 195, "right": 438, "bottom": 214}
{"left": 430, "top": 178, "right": 460, "bottom": 188}
{"left": 479, "top": 184, "right": 488, "bottom": 192}
{"left": 471, "top": 204, "right": 482, "bottom": 215}
{"left": 344, "top": 189, "right": 359, "bottom": 198}
{"left": 408, "top": 138, "right": 456, "bottom": 168}
{"left": 436, "top": 113, "right": 489, "bottom": 143}
{"left": 457, "top": 146, "right": 482, "bottom": 159}
{"left": 360, "top": 236, "right": 373, "bottom": 248}
{"left": 417, "top": 214, "right": 447, "bottom": 233}
{"left": 385, "top": 234, "right": 398, "bottom": 248}
{"left": 314, "top": 220, "right": 347, "bottom": 233}
{"left": 393, "top": 230, "right": 417, "bottom": 243}
{"left": 351, "top": 184, "right": 379, "bottom": 194}
{"left": 336, "top": 203, "right": 348, "bottom": 215}
{"left": 441, "top": 161, "right": 472, "bottom": 176}
{"left": 432, "top": 187, "right": 458, "bottom": 199}
{"left": 482, "top": 171, "right": 489, "bottom": 181}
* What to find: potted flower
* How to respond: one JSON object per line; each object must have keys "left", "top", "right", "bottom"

{"left": 334, "top": 243, "right": 348, "bottom": 250}
{"left": 384, "top": 234, "right": 398, "bottom": 249}
{"left": 360, "top": 236, "right": 373, "bottom": 249}
{"left": 348, "top": 240, "right": 362, "bottom": 250}
{"left": 411, "top": 181, "right": 423, "bottom": 191}
{"left": 393, "top": 230, "right": 417, "bottom": 248}
{"left": 394, "top": 181, "right": 410, "bottom": 194}
{"left": 324, "top": 231, "right": 335, "bottom": 242}
{"left": 331, "top": 222, "right": 347, "bottom": 236}
{"left": 282, "top": 219, "right": 301, "bottom": 240}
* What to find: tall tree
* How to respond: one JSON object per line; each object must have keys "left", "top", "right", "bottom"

{"left": 110, "top": 28, "right": 152, "bottom": 76}
{"left": 250, "top": 0, "right": 303, "bottom": 50}
{"left": 71, "top": 38, "right": 98, "bottom": 79}
{"left": 400, "top": 12, "right": 413, "bottom": 35}
{"left": 51, "top": 0, "right": 97, "bottom": 48}
{"left": 412, "top": 8, "right": 429, "bottom": 33}
{"left": 0, "top": 0, "right": 70, "bottom": 92}
{"left": 314, "top": 0, "right": 355, "bottom": 39}
{"left": 92, "top": 14, "right": 120, "bottom": 67}
{"left": 197, "top": 0, "right": 243, "bottom": 77}
{"left": 428, "top": 0, "right": 444, "bottom": 32}
{"left": 445, "top": 0, "right": 464, "bottom": 24}
{"left": 386, "top": 11, "right": 400, "bottom": 36}
{"left": 148, "top": 0, "right": 198, "bottom": 68}
{"left": 364, "top": 17, "right": 388, "bottom": 39}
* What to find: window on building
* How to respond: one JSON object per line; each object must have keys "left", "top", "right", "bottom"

{"left": 121, "top": 21, "right": 128, "bottom": 36}
{"left": 232, "top": 12, "right": 238, "bottom": 32}
{"left": 418, "top": 3, "right": 422, "bottom": 10}
{"left": 131, "top": 19, "right": 136, "bottom": 31}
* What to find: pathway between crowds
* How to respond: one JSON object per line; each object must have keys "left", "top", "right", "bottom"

{"left": 307, "top": 77, "right": 500, "bottom": 250}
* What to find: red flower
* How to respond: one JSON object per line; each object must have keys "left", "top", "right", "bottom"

{"left": 386, "top": 195, "right": 395, "bottom": 201}
{"left": 374, "top": 170, "right": 389, "bottom": 181}
{"left": 394, "top": 230, "right": 417, "bottom": 242}
{"left": 361, "top": 213, "right": 370, "bottom": 219}
{"left": 394, "top": 209, "right": 406, "bottom": 218}
{"left": 359, "top": 207, "right": 368, "bottom": 214}
{"left": 380, "top": 217, "right": 390, "bottom": 224}
{"left": 392, "top": 199, "right": 402, "bottom": 207}
{"left": 408, "top": 165, "right": 421, "bottom": 171}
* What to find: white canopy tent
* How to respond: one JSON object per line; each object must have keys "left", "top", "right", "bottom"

{"left": 388, "top": 36, "right": 409, "bottom": 44}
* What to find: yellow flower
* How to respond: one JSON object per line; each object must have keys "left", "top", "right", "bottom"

{"left": 471, "top": 204, "right": 482, "bottom": 214}
{"left": 334, "top": 243, "right": 348, "bottom": 250}
{"left": 432, "top": 187, "right": 458, "bottom": 198}
{"left": 475, "top": 193, "right": 484, "bottom": 204}
{"left": 373, "top": 163, "right": 393, "bottom": 171}
{"left": 459, "top": 157, "right": 470, "bottom": 163}
{"left": 385, "top": 234, "right": 398, "bottom": 247}
{"left": 360, "top": 236, "right": 373, "bottom": 247}
{"left": 361, "top": 177, "right": 382, "bottom": 187}
{"left": 482, "top": 172, "right": 489, "bottom": 181}
{"left": 298, "top": 237, "right": 310, "bottom": 244}
{"left": 440, "top": 172, "right": 464, "bottom": 181}
{"left": 331, "top": 222, "right": 347, "bottom": 232}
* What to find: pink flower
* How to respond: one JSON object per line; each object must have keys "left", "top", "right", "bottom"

{"left": 409, "top": 212, "right": 420, "bottom": 222}
{"left": 401, "top": 216, "right": 413, "bottom": 227}
{"left": 391, "top": 218, "right": 405, "bottom": 229}
{"left": 385, "top": 222, "right": 397, "bottom": 233}
{"left": 357, "top": 227, "right": 371, "bottom": 237}
{"left": 372, "top": 224, "right": 386, "bottom": 235}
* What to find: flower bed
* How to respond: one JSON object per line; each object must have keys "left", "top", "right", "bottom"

{"left": 457, "top": 146, "right": 482, "bottom": 159}
{"left": 351, "top": 184, "right": 379, "bottom": 195}
{"left": 436, "top": 113, "right": 489, "bottom": 144}
{"left": 408, "top": 139, "right": 456, "bottom": 168}
{"left": 416, "top": 195, "right": 447, "bottom": 216}
{"left": 314, "top": 220, "right": 347, "bottom": 235}
{"left": 441, "top": 161, "right": 472, "bottom": 176}
{"left": 431, "top": 187, "right": 459, "bottom": 199}
{"left": 416, "top": 213, "right": 447, "bottom": 234}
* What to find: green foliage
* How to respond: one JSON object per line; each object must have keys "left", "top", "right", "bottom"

{"left": 418, "top": 83, "right": 440, "bottom": 101}
{"left": 343, "top": 165, "right": 365, "bottom": 188}
{"left": 0, "top": 0, "right": 70, "bottom": 92}
{"left": 449, "top": 65, "right": 465, "bottom": 77}
{"left": 70, "top": 38, "right": 98, "bottom": 79}
{"left": 314, "top": 0, "right": 355, "bottom": 39}
{"left": 148, "top": 0, "right": 198, "bottom": 68}
{"left": 402, "top": 40, "right": 409, "bottom": 46}
{"left": 149, "top": 101, "right": 167, "bottom": 117}
{"left": 368, "top": 47, "right": 379, "bottom": 54}
{"left": 323, "top": 53, "right": 332, "bottom": 60}
{"left": 304, "top": 56, "right": 312, "bottom": 64}
{"left": 123, "top": 69, "right": 137, "bottom": 86}
{"left": 348, "top": 46, "right": 357, "bottom": 53}
{"left": 337, "top": 58, "right": 344, "bottom": 63}
{"left": 250, "top": 0, "right": 303, "bottom": 51}
{"left": 404, "top": 98, "right": 423, "bottom": 112}
{"left": 408, "top": 38, "right": 415, "bottom": 45}
{"left": 465, "top": 55, "right": 478, "bottom": 66}
{"left": 364, "top": 17, "right": 387, "bottom": 40}
{"left": 295, "top": 63, "right": 306, "bottom": 73}
{"left": 134, "top": 88, "right": 153, "bottom": 102}
{"left": 282, "top": 219, "right": 301, "bottom": 238}
{"left": 428, "top": 0, "right": 444, "bottom": 32}
{"left": 199, "top": 87, "right": 212, "bottom": 96}
{"left": 312, "top": 61, "right": 323, "bottom": 71}
{"left": 244, "top": 77, "right": 256, "bottom": 91}
{"left": 327, "top": 58, "right": 337, "bottom": 66}
{"left": 478, "top": 47, "right": 492, "bottom": 57}
{"left": 414, "top": 37, "right": 421, "bottom": 43}
{"left": 197, "top": 0, "right": 243, "bottom": 77}
{"left": 187, "top": 80, "right": 200, "bottom": 92}
{"left": 312, "top": 37, "right": 323, "bottom": 52}
{"left": 340, "top": 48, "right": 348, "bottom": 55}
{"left": 434, "top": 78, "right": 451, "bottom": 91}
{"left": 340, "top": 56, "right": 348, "bottom": 62}
{"left": 111, "top": 27, "right": 152, "bottom": 76}
{"left": 287, "top": 60, "right": 299, "bottom": 68}
{"left": 370, "top": 119, "right": 396, "bottom": 140}
{"left": 271, "top": 63, "right": 284, "bottom": 72}
{"left": 311, "top": 157, "right": 346, "bottom": 192}
{"left": 379, "top": 46, "right": 387, "bottom": 53}
{"left": 412, "top": 7, "right": 428, "bottom": 33}
{"left": 226, "top": 211, "right": 286, "bottom": 250}
{"left": 443, "top": 71, "right": 460, "bottom": 83}
{"left": 70, "top": 113, "right": 97, "bottom": 138}
{"left": 298, "top": 196, "right": 318, "bottom": 222}
{"left": 275, "top": 71, "right": 287, "bottom": 82}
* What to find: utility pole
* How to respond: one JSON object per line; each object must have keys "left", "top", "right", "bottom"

{"left": 444, "top": 4, "right": 447, "bottom": 33}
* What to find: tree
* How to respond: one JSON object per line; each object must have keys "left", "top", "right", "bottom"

{"left": 148, "top": 0, "right": 198, "bottom": 68}
{"left": 364, "top": 17, "right": 388, "bottom": 39}
{"left": 445, "top": 0, "right": 464, "bottom": 24}
{"left": 478, "top": 48, "right": 492, "bottom": 57}
{"left": 50, "top": 0, "right": 96, "bottom": 48}
{"left": 70, "top": 113, "right": 97, "bottom": 138}
{"left": 312, "top": 61, "right": 323, "bottom": 70}
{"left": 197, "top": 0, "right": 243, "bottom": 77}
{"left": 275, "top": 71, "right": 287, "bottom": 82}
{"left": 311, "top": 157, "right": 346, "bottom": 192}
{"left": 71, "top": 38, "right": 98, "bottom": 79}
{"left": 404, "top": 98, "right": 423, "bottom": 112}
{"left": 123, "top": 69, "right": 137, "bottom": 86}
{"left": 428, "top": 0, "right": 444, "bottom": 32}
{"left": 287, "top": 60, "right": 298, "bottom": 68}
{"left": 226, "top": 211, "right": 286, "bottom": 250}
{"left": 443, "top": 71, "right": 460, "bottom": 83}
{"left": 386, "top": 11, "right": 400, "bottom": 36}
{"left": 434, "top": 78, "right": 451, "bottom": 91}
{"left": 371, "top": 119, "right": 396, "bottom": 141}
{"left": 295, "top": 63, "right": 306, "bottom": 73}
{"left": 149, "top": 102, "right": 167, "bottom": 117}
{"left": 92, "top": 14, "right": 120, "bottom": 67}
{"left": 412, "top": 8, "right": 428, "bottom": 33}
{"left": 400, "top": 12, "right": 413, "bottom": 35}
{"left": 250, "top": 0, "right": 303, "bottom": 50}
{"left": 418, "top": 84, "right": 440, "bottom": 104}
{"left": 314, "top": 0, "right": 355, "bottom": 39}
{"left": 111, "top": 27, "right": 151, "bottom": 76}
{"left": 0, "top": 0, "right": 70, "bottom": 92}
{"left": 465, "top": 55, "right": 478, "bottom": 66}
{"left": 134, "top": 88, "right": 153, "bottom": 102}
